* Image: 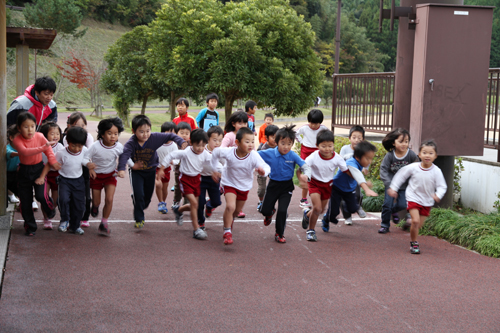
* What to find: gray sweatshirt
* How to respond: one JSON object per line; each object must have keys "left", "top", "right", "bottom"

{"left": 380, "top": 149, "right": 419, "bottom": 189}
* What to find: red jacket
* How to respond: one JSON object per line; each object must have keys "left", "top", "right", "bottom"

{"left": 173, "top": 113, "right": 198, "bottom": 130}
{"left": 7, "top": 85, "right": 58, "bottom": 128}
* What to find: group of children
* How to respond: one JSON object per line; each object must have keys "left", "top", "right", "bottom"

{"left": 7, "top": 92, "right": 447, "bottom": 254}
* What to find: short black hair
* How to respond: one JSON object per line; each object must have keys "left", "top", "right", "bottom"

{"left": 207, "top": 125, "right": 224, "bottom": 138}
{"left": 16, "top": 111, "right": 36, "bottom": 129}
{"left": 7, "top": 124, "right": 17, "bottom": 143}
{"left": 190, "top": 128, "right": 209, "bottom": 145}
{"left": 206, "top": 93, "right": 219, "bottom": 103}
{"left": 40, "top": 121, "right": 62, "bottom": 140}
{"left": 224, "top": 111, "right": 248, "bottom": 133}
{"left": 307, "top": 109, "right": 324, "bottom": 124}
{"left": 161, "top": 121, "right": 177, "bottom": 133}
{"left": 176, "top": 121, "right": 192, "bottom": 133}
{"left": 176, "top": 98, "right": 189, "bottom": 108}
{"left": 65, "top": 126, "right": 87, "bottom": 145}
{"left": 275, "top": 124, "right": 296, "bottom": 143}
{"left": 245, "top": 100, "right": 257, "bottom": 113}
{"left": 235, "top": 127, "right": 254, "bottom": 141}
{"left": 420, "top": 139, "right": 438, "bottom": 154}
{"left": 354, "top": 140, "right": 377, "bottom": 159}
{"left": 97, "top": 117, "right": 124, "bottom": 141}
{"left": 264, "top": 124, "right": 279, "bottom": 138}
{"left": 264, "top": 113, "right": 274, "bottom": 121}
{"left": 131, "top": 115, "right": 151, "bottom": 131}
{"left": 382, "top": 127, "right": 410, "bottom": 151}
{"left": 34, "top": 76, "right": 56, "bottom": 94}
{"left": 316, "top": 129, "right": 335, "bottom": 146}
{"left": 349, "top": 125, "right": 365, "bottom": 139}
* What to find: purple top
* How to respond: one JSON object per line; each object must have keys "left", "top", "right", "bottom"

{"left": 118, "top": 132, "right": 185, "bottom": 171}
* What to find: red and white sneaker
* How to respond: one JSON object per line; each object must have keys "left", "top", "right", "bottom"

{"left": 81, "top": 221, "right": 90, "bottom": 228}
{"left": 43, "top": 219, "right": 53, "bottom": 230}
{"left": 264, "top": 209, "right": 276, "bottom": 226}
{"left": 275, "top": 233, "right": 286, "bottom": 243}
{"left": 237, "top": 211, "right": 246, "bottom": 218}
{"left": 223, "top": 232, "right": 233, "bottom": 245}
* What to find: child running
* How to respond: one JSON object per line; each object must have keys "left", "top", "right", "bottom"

{"left": 256, "top": 124, "right": 279, "bottom": 210}
{"left": 11, "top": 112, "right": 60, "bottom": 236}
{"left": 83, "top": 117, "right": 125, "bottom": 236}
{"left": 155, "top": 121, "right": 178, "bottom": 214}
{"left": 117, "top": 115, "right": 187, "bottom": 229}
{"left": 302, "top": 129, "right": 348, "bottom": 241}
{"left": 172, "top": 98, "right": 197, "bottom": 130}
{"left": 258, "top": 125, "right": 311, "bottom": 243}
{"left": 211, "top": 127, "right": 270, "bottom": 245}
{"left": 159, "top": 129, "right": 213, "bottom": 240}
{"left": 245, "top": 100, "right": 257, "bottom": 135}
{"left": 388, "top": 140, "right": 447, "bottom": 254}
{"left": 6, "top": 125, "right": 20, "bottom": 206}
{"left": 257, "top": 113, "right": 274, "bottom": 150}
{"left": 39, "top": 122, "right": 64, "bottom": 230}
{"left": 378, "top": 128, "right": 419, "bottom": 234}
{"left": 172, "top": 122, "right": 192, "bottom": 207}
{"left": 296, "top": 109, "right": 328, "bottom": 208}
{"left": 56, "top": 127, "right": 89, "bottom": 235}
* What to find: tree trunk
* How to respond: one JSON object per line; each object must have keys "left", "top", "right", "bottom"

{"left": 170, "top": 91, "right": 176, "bottom": 121}
{"left": 224, "top": 94, "right": 236, "bottom": 121}
{"left": 141, "top": 94, "right": 148, "bottom": 115}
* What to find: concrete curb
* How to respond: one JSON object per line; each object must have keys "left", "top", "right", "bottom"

{"left": 0, "top": 204, "right": 15, "bottom": 296}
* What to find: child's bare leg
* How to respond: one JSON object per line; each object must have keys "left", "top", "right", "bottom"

{"left": 409, "top": 209, "right": 421, "bottom": 242}
{"left": 155, "top": 178, "right": 163, "bottom": 202}
{"left": 180, "top": 194, "right": 199, "bottom": 230}
{"left": 308, "top": 194, "right": 328, "bottom": 230}
{"left": 297, "top": 169, "right": 309, "bottom": 200}
{"left": 162, "top": 182, "right": 169, "bottom": 203}
{"left": 102, "top": 184, "right": 116, "bottom": 219}
{"left": 92, "top": 189, "right": 102, "bottom": 209}
{"left": 223, "top": 193, "right": 237, "bottom": 229}
{"left": 232, "top": 200, "right": 246, "bottom": 220}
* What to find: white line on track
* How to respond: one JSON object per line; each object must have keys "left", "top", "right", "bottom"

{"left": 21, "top": 217, "right": 380, "bottom": 223}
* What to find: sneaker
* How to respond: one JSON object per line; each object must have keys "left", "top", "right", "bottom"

{"left": 275, "top": 233, "right": 286, "bottom": 243}
{"left": 357, "top": 208, "right": 367, "bottom": 218}
{"left": 58, "top": 221, "right": 69, "bottom": 232}
{"left": 171, "top": 201, "right": 179, "bottom": 210}
{"left": 410, "top": 241, "right": 420, "bottom": 254}
{"left": 392, "top": 213, "right": 400, "bottom": 224}
{"left": 70, "top": 227, "right": 84, "bottom": 235}
{"left": 344, "top": 217, "right": 353, "bottom": 225}
{"left": 306, "top": 229, "right": 317, "bottom": 242}
{"left": 134, "top": 220, "right": 145, "bottom": 229}
{"left": 171, "top": 186, "right": 175, "bottom": 192}
{"left": 205, "top": 206, "right": 213, "bottom": 218}
{"left": 172, "top": 205, "right": 183, "bottom": 226}
{"left": 237, "top": 211, "right": 246, "bottom": 218}
{"left": 264, "top": 209, "right": 276, "bottom": 226}
{"left": 91, "top": 205, "right": 99, "bottom": 217}
{"left": 223, "top": 232, "right": 233, "bottom": 245}
{"left": 8, "top": 194, "right": 19, "bottom": 203}
{"left": 199, "top": 222, "right": 206, "bottom": 231}
{"left": 157, "top": 202, "right": 168, "bottom": 214}
{"left": 257, "top": 201, "right": 263, "bottom": 211}
{"left": 32, "top": 201, "right": 39, "bottom": 211}
{"left": 299, "top": 198, "right": 311, "bottom": 208}
{"left": 81, "top": 221, "right": 90, "bottom": 228}
{"left": 193, "top": 228, "right": 208, "bottom": 240}
{"left": 378, "top": 227, "right": 390, "bottom": 234}
{"left": 321, "top": 215, "right": 329, "bottom": 232}
{"left": 98, "top": 222, "right": 110, "bottom": 236}
{"left": 43, "top": 219, "right": 53, "bottom": 230}
{"left": 302, "top": 209, "right": 310, "bottom": 229}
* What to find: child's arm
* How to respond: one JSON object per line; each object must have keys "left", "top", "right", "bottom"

{"left": 6, "top": 145, "right": 19, "bottom": 158}
{"left": 195, "top": 108, "right": 207, "bottom": 124}
{"left": 388, "top": 165, "right": 414, "bottom": 198}
{"left": 253, "top": 151, "right": 270, "bottom": 177}
{"left": 295, "top": 126, "right": 304, "bottom": 143}
{"left": 346, "top": 165, "right": 377, "bottom": 197}
{"left": 379, "top": 154, "right": 393, "bottom": 188}
{"left": 294, "top": 154, "right": 311, "bottom": 182}
{"left": 12, "top": 135, "right": 51, "bottom": 157}
{"left": 157, "top": 150, "right": 185, "bottom": 180}
{"left": 160, "top": 132, "right": 187, "bottom": 149}
{"left": 433, "top": 169, "right": 448, "bottom": 203}
{"left": 117, "top": 139, "right": 135, "bottom": 176}
{"left": 35, "top": 163, "right": 51, "bottom": 185}
{"left": 211, "top": 148, "right": 226, "bottom": 181}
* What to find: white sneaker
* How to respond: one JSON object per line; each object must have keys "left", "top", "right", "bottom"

{"left": 32, "top": 201, "right": 39, "bottom": 211}
{"left": 357, "top": 208, "right": 367, "bottom": 218}
{"left": 344, "top": 217, "right": 353, "bottom": 225}
{"left": 8, "top": 194, "right": 19, "bottom": 203}
{"left": 193, "top": 228, "right": 208, "bottom": 240}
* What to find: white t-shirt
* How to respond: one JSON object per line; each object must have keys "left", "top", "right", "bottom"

{"left": 161, "top": 147, "right": 211, "bottom": 177}
{"left": 296, "top": 124, "right": 329, "bottom": 148}
{"left": 63, "top": 132, "right": 94, "bottom": 148}
{"left": 305, "top": 151, "right": 347, "bottom": 183}
{"left": 56, "top": 146, "right": 88, "bottom": 179}
{"left": 202, "top": 146, "right": 223, "bottom": 177}
{"left": 156, "top": 142, "right": 178, "bottom": 168}
{"left": 211, "top": 147, "right": 270, "bottom": 192}
{"left": 82, "top": 140, "right": 124, "bottom": 174}
{"left": 43, "top": 143, "right": 65, "bottom": 171}
{"left": 390, "top": 162, "right": 447, "bottom": 207}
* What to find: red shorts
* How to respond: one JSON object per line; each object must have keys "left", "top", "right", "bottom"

{"left": 300, "top": 145, "right": 318, "bottom": 160}
{"left": 308, "top": 178, "right": 332, "bottom": 201}
{"left": 407, "top": 201, "right": 432, "bottom": 217}
{"left": 156, "top": 166, "right": 172, "bottom": 184}
{"left": 90, "top": 172, "right": 117, "bottom": 190}
{"left": 223, "top": 186, "right": 249, "bottom": 201}
{"left": 46, "top": 170, "right": 59, "bottom": 190}
{"left": 179, "top": 173, "right": 201, "bottom": 197}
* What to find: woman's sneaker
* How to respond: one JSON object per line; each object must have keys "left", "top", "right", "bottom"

{"left": 193, "top": 228, "right": 208, "bottom": 240}
{"left": 306, "top": 230, "right": 317, "bottom": 242}
{"left": 43, "top": 219, "right": 53, "bottom": 230}
{"left": 58, "top": 221, "right": 69, "bottom": 232}
{"left": 81, "top": 221, "right": 90, "bottom": 228}
{"left": 302, "top": 209, "right": 310, "bottom": 229}
{"left": 410, "top": 241, "right": 420, "bottom": 254}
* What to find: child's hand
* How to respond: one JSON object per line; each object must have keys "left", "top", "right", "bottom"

{"left": 35, "top": 177, "right": 45, "bottom": 185}
{"left": 118, "top": 171, "right": 125, "bottom": 178}
{"left": 87, "top": 162, "right": 96, "bottom": 170}
{"left": 256, "top": 167, "right": 266, "bottom": 176}
{"left": 433, "top": 194, "right": 440, "bottom": 203}
{"left": 11, "top": 152, "right": 19, "bottom": 157}
{"left": 181, "top": 142, "right": 188, "bottom": 150}
{"left": 387, "top": 188, "right": 398, "bottom": 199}
{"left": 89, "top": 169, "right": 97, "bottom": 179}
{"left": 298, "top": 174, "right": 308, "bottom": 183}
{"left": 362, "top": 168, "right": 369, "bottom": 175}
{"left": 366, "top": 180, "right": 373, "bottom": 188}
{"left": 131, "top": 161, "right": 144, "bottom": 170}
{"left": 365, "top": 188, "right": 378, "bottom": 197}
{"left": 212, "top": 171, "right": 221, "bottom": 183}
{"left": 51, "top": 162, "right": 61, "bottom": 171}
{"left": 46, "top": 140, "right": 58, "bottom": 147}
{"left": 156, "top": 169, "right": 165, "bottom": 181}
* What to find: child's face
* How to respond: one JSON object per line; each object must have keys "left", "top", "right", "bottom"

{"left": 266, "top": 134, "right": 276, "bottom": 147}
{"left": 309, "top": 122, "right": 321, "bottom": 130}
{"left": 264, "top": 117, "right": 273, "bottom": 125}
{"left": 419, "top": 146, "right": 437, "bottom": 166}
{"left": 394, "top": 134, "right": 409, "bottom": 153}
{"left": 249, "top": 106, "right": 257, "bottom": 115}
{"left": 176, "top": 102, "right": 188, "bottom": 116}
{"left": 47, "top": 127, "right": 60, "bottom": 143}
{"left": 318, "top": 140, "right": 334, "bottom": 158}
{"left": 35, "top": 89, "right": 54, "bottom": 106}
{"left": 233, "top": 121, "right": 247, "bottom": 132}
{"left": 102, "top": 125, "right": 120, "bottom": 146}
{"left": 357, "top": 150, "right": 375, "bottom": 168}
{"left": 236, "top": 133, "right": 255, "bottom": 154}
{"left": 192, "top": 141, "right": 206, "bottom": 155}
{"left": 68, "top": 143, "right": 84, "bottom": 154}
{"left": 277, "top": 137, "right": 293, "bottom": 155}
{"left": 133, "top": 124, "right": 151, "bottom": 144}
{"left": 177, "top": 129, "right": 191, "bottom": 142}
{"left": 349, "top": 131, "right": 364, "bottom": 148}
{"left": 18, "top": 119, "right": 36, "bottom": 140}
{"left": 70, "top": 118, "right": 86, "bottom": 129}
{"left": 208, "top": 133, "right": 223, "bottom": 150}
{"left": 207, "top": 99, "right": 218, "bottom": 110}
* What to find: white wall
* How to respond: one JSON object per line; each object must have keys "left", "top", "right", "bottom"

{"left": 460, "top": 158, "right": 500, "bottom": 213}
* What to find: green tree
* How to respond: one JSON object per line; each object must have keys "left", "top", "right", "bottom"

{"left": 322, "top": 78, "right": 333, "bottom": 107}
